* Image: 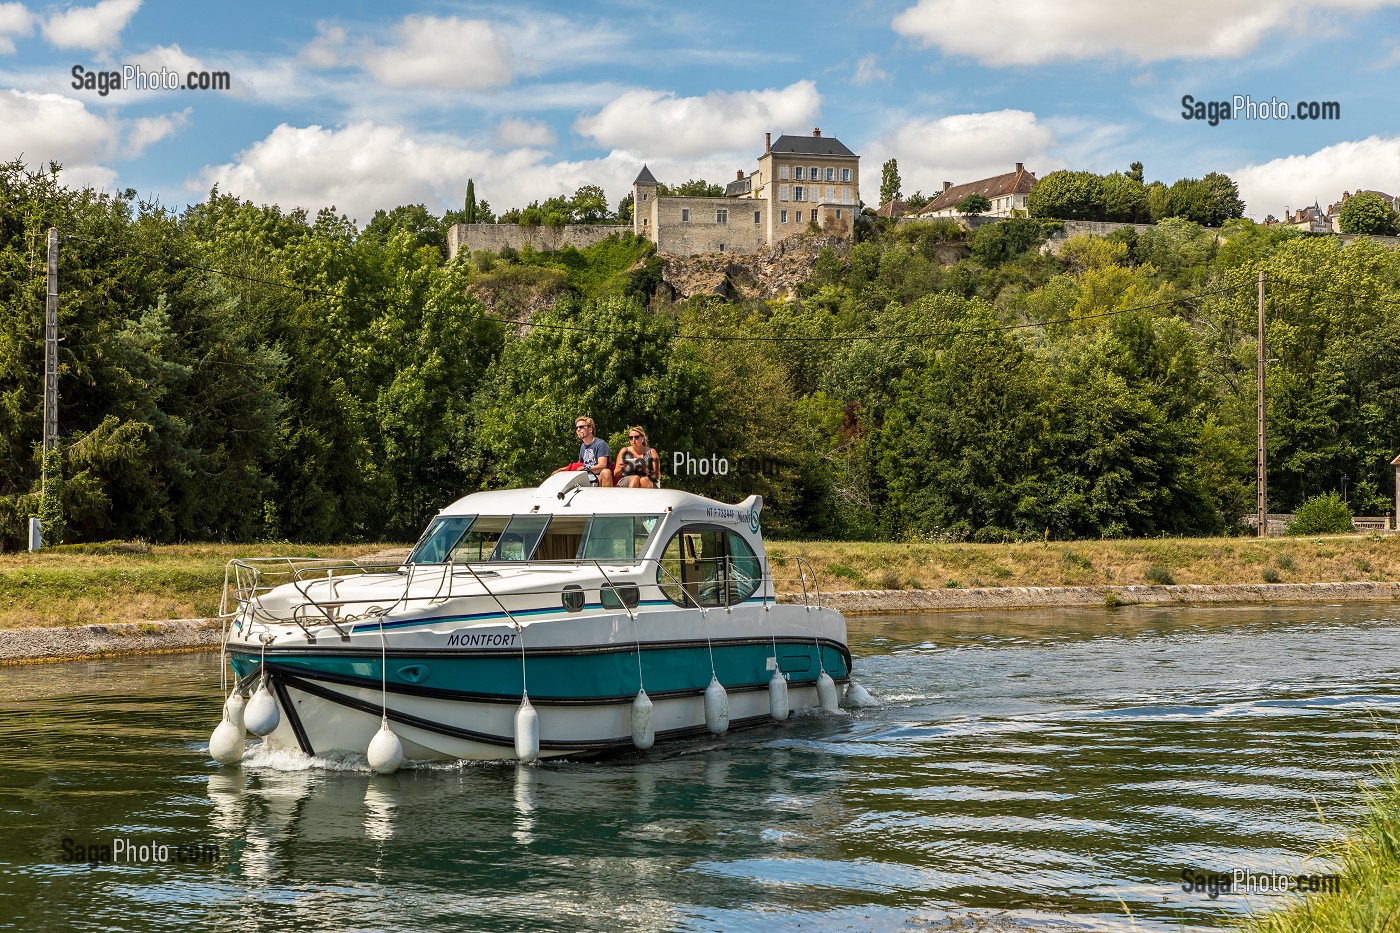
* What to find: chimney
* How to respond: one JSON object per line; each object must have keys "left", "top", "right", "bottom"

{"left": 813, "top": 127, "right": 821, "bottom": 137}
{"left": 1015, "top": 162, "right": 1024, "bottom": 173}
{"left": 942, "top": 181, "right": 952, "bottom": 192}
{"left": 765, "top": 132, "right": 771, "bottom": 153}
{"left": 736, "top": 170, "right": 744, "bottom": 180}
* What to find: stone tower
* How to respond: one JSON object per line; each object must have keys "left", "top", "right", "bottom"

{"left": 632, "top": 164, "right": 659, "bottom": 243}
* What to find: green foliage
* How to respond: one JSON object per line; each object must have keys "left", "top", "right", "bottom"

{"left": 1028, "top": 170, "right": 1106, "bottom": 220}
{"left": 1287, "top": 492, "right": 1354, "bottom": 534}
{"left": 3, "top": 156, "right": 1399, "bottom": 549}
{"left": 658, "top": 179, "right": 724, "bottom": 197}
{"left": 955, "top": 194, "right": 991, "bottom": 216}
{"left": 37, "top": 445, "right": 64, "bottom": 546}
{"left": 1337, "top": 192, "right": 1399, "bottom": 236}
{"left": 1144, "top": 564, "right": 1175, "bottom": 585}
{"left": 880, "top": 159, "right": 901, "bottom": 206}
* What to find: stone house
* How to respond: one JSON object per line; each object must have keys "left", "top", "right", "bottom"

{"left": 916, "top": 164, "right": 1037, "bottom": 220}
{"left": 633, "top": 128, "right": 860, "bottom": 256}
{"left": 1326, "top": 190, "right": 1400, "bottom": 232}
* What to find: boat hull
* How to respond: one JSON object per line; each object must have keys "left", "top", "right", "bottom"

{"left": 229, "top": 606, "right": 849, "bottom": 761}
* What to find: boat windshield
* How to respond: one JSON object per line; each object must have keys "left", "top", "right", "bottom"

{"left": 407, "top": 514, "right": 661, "bottom": 564}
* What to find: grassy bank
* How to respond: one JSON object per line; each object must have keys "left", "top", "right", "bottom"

{"left": 1236, "top": 767, "right": 1400, "bottom": 932}
{"left": 1, "top": 534, "right": 1398, "bottom": 629}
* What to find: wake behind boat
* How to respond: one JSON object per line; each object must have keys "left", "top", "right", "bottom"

{"left": 209, "top": 471, "right": 853, "bottom": 771}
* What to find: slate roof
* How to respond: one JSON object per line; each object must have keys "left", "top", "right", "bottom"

{"left": 875, "top": 199, "right": 909, "bottom": 218}
{"left": 633, "top": 165, "right": 658, "bottom": 185}
{"left": 725, "top": 175, "right": 753, "bottom": 197}
{"left": 918, "top": 166, "right": 1037, "bottom": 215}
{"left": 768, "top": 134, "right": 856, "bottom": 158}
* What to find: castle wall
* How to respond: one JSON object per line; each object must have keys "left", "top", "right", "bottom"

{"left": 446, "top": 223, "right": 623, "bottom": 260}
{"left": 651, "top": 195, "right": 768, "bottom": 256}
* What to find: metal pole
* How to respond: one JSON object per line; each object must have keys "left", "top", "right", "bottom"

{"left": 1257, "top": 270, "right": 1267, "bottom": 538}
{"left": 43, "top": 227, "right": 58, "bottom": 485}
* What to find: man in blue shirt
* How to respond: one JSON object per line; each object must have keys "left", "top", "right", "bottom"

{"left": 566, "top": 415, "right": 614, "bottom": 486}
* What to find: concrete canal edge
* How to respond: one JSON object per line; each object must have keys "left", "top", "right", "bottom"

{"left": 0, "top": 618, "right": 224, "bottom": 665}
{"left": 800, "top": 580, "right": 1400, "bottom": 614}
{"left": 3, "top": 581, "right": 1399, "bottom": 663}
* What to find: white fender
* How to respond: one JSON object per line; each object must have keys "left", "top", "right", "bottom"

{"left": 209, "top": 717, "right": 245, "bottom": 764}
{"left": 243, "top": 682, "right": 281, "bottom": 736}
{"left": 367, "top": 721, "right": 405, "bottom": 774}
{"left": 768, "top": 669, "right": 789, "bottom": 722}
{"left": 843, "top": 679, "right": 876, "bottom": 708}
{"left": 704, "top": 675, "right": 730, "bottom": 735}
{"left": 631, "top": 689, "right": 655, "bottom": 750}
{"left": 515, "top": 695, "right": 540, "bottom": 762}
{"left": 223, "top": 690, "right": 246, "bottom": 733}
{"left": 816, "top": 670, "right": 839, "bottom": 712}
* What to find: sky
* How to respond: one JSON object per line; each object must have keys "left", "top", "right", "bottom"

{"left": 2, "top": 0, "right": 1399, "bottom": 225}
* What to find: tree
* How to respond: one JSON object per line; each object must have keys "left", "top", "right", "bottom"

{"left": 955, "top": 194, "right": 991, "bottom": 218}
{"left": 1101, "top": 172, "right": 1149, "bottom": 223}
{"left": 660, "top": 179, "right": 723, "bottom": 197}
{"left": 1127, "top": 161, "right": 1144, "bottom": 185}
{"left": 880, "top": 159, "right": 902, "bottom": 206}
{"left": 1164, "top": 173, "right": 1244, "bottom": 226}
{"left": 1027, "top": 171, "right": 1106, "bottom": 220}
{"left": 616, "top": 192, "right": 634, "bottom": 225}
{"left": 568, "top": 185, "right": 610, "bottom": 223}
{"left": 464, "top": 179, "right": 477, "bottom": 225}
{"left": 1337, "top": 192, "right": 1399, "bottom": 235}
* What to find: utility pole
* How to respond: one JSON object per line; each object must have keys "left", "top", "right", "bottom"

{"left": 43, "top": 227, "right": 58, "bottom": 474}
{"left": 1257, "top": 270, "right": 1267, "bottom": 538}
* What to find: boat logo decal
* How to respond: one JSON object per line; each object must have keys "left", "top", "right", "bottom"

{"left": 446, "top": 630, "right": 519, "bottom": 647}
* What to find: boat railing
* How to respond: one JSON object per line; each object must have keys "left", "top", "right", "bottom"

{"left": 222, "top": 552, "right": 830, "bottom": 636}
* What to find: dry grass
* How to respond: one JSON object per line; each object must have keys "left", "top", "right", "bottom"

{"left": 0, "top": 543, "right": 395, "bottom": 629}
{"left": 767, "top": 534, "right": 1400, "bottom": 593}
{"left": 2, "top": 534, "right": 1398, "bottom": 629}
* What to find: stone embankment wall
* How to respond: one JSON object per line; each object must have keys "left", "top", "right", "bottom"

{"left": 0, "top": 618, "right": 223, "bottom": 664}
{"left": 446, "top": 223, "right": 624, "bottom": 260}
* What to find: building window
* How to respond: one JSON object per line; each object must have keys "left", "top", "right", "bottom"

{"left": 841, "top": 168, "right": 851, "bottom": 182}
{"left": 779, "top": 185, "right": 789, "bottom": 201}
{"left": 753, "top": 210, "right": 761, "bottom": 224}
{"left": 809, "top": 167, "right": 819, "bottom": 180}
{"left": 835, "top": 209, "right": 842, "bottom": 219}
{"left": 827, "top": 186, "right": 835, "bottom": 201}
{"left": 780, "top": 210, "right": 788, "bottom": 223}
{"left": 810, "top": 209, "right": 818, "bottom": 223}
{"left": 780, "top": 165, "right": 789, "bottom": 180}
{"left": 793, "top": 186, "right": 804, "bottom": 202}
{"left": 843, "top": 186, "right": 851, "bottom": 203}
{"left": 825, "top": 167, "right": 834, "bottom": 181}
{"left": 716, "top": 209, "right": 728, "bottom": 224}
{"left": 681, "top": 208, "right": 690, "bottom": 223}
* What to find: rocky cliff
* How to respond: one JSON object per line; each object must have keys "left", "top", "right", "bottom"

{"left": 656, "top": 234, "right": 849, "bottom": 302}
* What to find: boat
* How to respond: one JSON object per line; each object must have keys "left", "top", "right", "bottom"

{"left": 210, "top": 471, "right": 853, "bottom": 770}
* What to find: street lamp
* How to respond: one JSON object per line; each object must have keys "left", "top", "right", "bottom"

{"left": 1341, "top": 473, "right": 1349, "bottom": 505}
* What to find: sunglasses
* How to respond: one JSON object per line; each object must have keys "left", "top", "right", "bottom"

{"left": 628, "top": 435, "right": 643, "bottom": 440}
{"left": 574, "top": 425, "right": 588, "bottom": 430}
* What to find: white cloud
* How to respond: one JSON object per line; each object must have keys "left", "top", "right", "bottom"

{"left": 1233, "top": 135, "right": 1400, "bottom": 219}
{"left": 189, "top": 120, "right": 768, "bottom": 225}
{"left": 0, "top": 2, "right": 34, "bottom": 54}
{"left": 0, "top": 88, "right": 116, "bottom": 186}
{"left": 42, "top": 0, "right": 140, "bottom": 51}
{"left": 300, "top": 21, "right": 347, "bottom": 68}
{"left": 892, "top": 0, "right": 1400, "bottom": 65}
{"left": 864, "top": 110, "right": 1056, "bottom": 197}
{"left": 574, "top": 80, "right": 822, "bottom": 159}
{"left": 362, "top": 15, "right": 513, "bottom": 90}
{"left": 495, "top": 117, "right": 554, "bottom": 148}
{"left": 853, "top": 54, "right": 887, "bottom": 85}
{"left": 125, "top": 107, "right": 189, "bottom": 156}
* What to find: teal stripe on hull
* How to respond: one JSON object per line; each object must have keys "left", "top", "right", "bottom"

{"left": 230, "top": 639, "right": 849, "bottom": 700}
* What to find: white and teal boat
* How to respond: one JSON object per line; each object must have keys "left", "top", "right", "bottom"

{"left": 210, "top": 471, "right": 852, "bottom": 770}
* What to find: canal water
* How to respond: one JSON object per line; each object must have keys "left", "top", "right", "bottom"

{"left": 2, "top": 602, "right": 1398, "bottom": 932}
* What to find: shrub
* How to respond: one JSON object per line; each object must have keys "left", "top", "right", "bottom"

{"left": 1261, "top": 567, "right": 1281, "bottom": 584}
{"left": 1276, "top": 554, "right": 1297, "bottom": 572}
{"left": 1145, "top": 564, "right": 1176, "bottom": 585}
{"left": 1287, "top": 493, "right": 1354, "bottom": 535}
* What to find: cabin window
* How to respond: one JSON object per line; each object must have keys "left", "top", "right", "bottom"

{"left": 656, "top": 524, "right": 761, "bottom": 608}
{"left": 407, "top": 515, "right": 476, "bottom": 564}
{"left": 561, "top": 584, "right": 585, "bottom": 612}
{"left": 490, "top": 515, "right": 551, "bottom": 561}
{"left": 600, "top": 582, "right": 641, "bottom": 610}
{"left": 579, "top": 515, "right": 660, "bottom": 561}
{"left": 449, "top": 515, "right": 510, "bottom": 561}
